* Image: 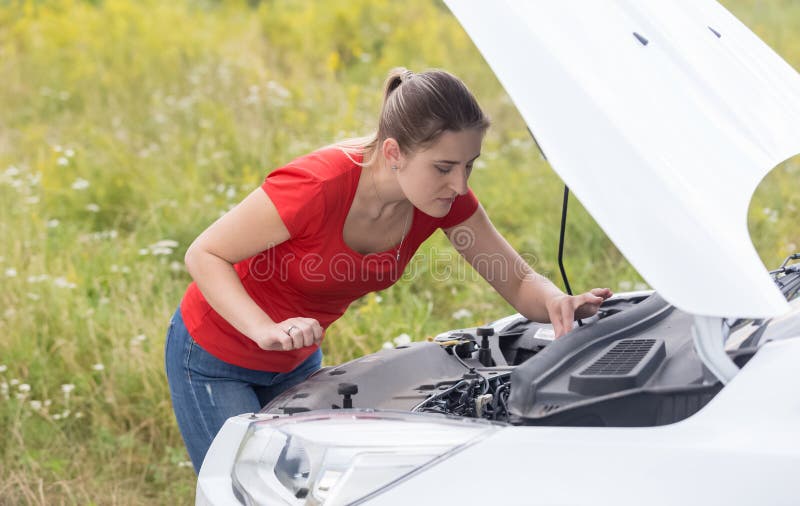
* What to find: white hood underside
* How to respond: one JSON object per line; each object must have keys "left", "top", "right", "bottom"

{"left": 445, "top": 0, "right": 800, "bottom": 318}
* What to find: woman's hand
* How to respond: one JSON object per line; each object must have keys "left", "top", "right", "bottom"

{"left": 545, "top": 288, "right": 613, "bottom": 338}
{"left": 250, "top": 317, "right": 324, "bottom": 351}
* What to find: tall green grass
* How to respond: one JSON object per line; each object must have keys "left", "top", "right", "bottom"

{"left": 0, "top": 0, "right": 798, "bottom": 503}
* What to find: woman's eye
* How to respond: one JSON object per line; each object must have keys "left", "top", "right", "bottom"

{"left": 435, "top": 166, "right": 451, "bottom": 174}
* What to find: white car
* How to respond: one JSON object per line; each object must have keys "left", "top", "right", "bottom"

{"left": 197, "top": 1, "right": 800, "bottom": 504}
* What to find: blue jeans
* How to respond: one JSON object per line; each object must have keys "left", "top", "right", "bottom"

{"left": 164, "top": 307, "right": 322, "bottom": 474}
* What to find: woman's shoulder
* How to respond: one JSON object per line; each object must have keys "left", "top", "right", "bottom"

{"left": 279, "top": 145, "right": 363, "bottom": 183}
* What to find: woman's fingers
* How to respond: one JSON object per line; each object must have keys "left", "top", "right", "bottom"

{"left": 590, "top": 287, "right": 613, "bottom": 299}
{"left": 276, "top": 331, "right": 294, "bottom": 351}
{"left": 282, "top": 318, "right": 324, "bottom": 349}
{"left": 559, "top": 301, "right": 575, "bottom": 337}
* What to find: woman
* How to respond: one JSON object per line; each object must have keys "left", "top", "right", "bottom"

{"left": 165, "top": 67, "right": 612, "bottom": 473}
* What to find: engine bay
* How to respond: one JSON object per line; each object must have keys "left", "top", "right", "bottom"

{"left": 263, "top": 263, "right": 800, "bottom": 427}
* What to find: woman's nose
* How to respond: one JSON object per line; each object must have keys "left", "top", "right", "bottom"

{"left": 449, "top": 167, "right": 469, "bottom": 195}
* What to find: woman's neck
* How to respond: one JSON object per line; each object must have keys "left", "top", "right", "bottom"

{"left": 360, "top": 152, "right": 409, "bottom": 219}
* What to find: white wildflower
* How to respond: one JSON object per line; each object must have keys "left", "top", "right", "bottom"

{"left": 99, "top": 297, "right": 110, "bottom": 305}
{"left": 4, "top": 165, "right": 20, "bottom": 177}
{"left": 53, "top": 277, "right": 76, "bottom": 289}
{"left": 130, "top": 334, "right": 147, "bottom": 346}
{"left": 5, "top": 268, "right": 17, "bottom": 277}
{"left": 52, "top": 144, "right": 62, "bottom": 152}
{"left": 634, "top": 282, "right": 649, "bottom": 291}
{"left": 65, "top": 148, "right": 75, "bottom": 158}
{"left": 44, "top": 400, "right": 52, "bottom": 407}
{"left": 451, "top": 308, "right": 473, "bottom": 320}
{"left": 61, "top": 409, "right": 70, "bottom": 418}
{"left": 61, "top": 384, "right": 75, "bottom": 394}
{"left": 150, "top": 247, "right": 173, "bottom": 256}
{"left": 393, "top": 333, "right": 412, "bottom": 347}
{"left": 30, "top": 400, "right": 42, "bottom": 411}
{"left": 154, "top": 239, "right": 178, "bottom": 248}
{"left": 138, "top": 248, "right": 150, "bottom": 256}
{"left": 381, "top": 341, "right": 393, "bottom": 350}
{"left": 618, "top": 280, "right": 633, "bottom": 291}
{"left": 10, "top": 379, "right": 19, "bottom": 386}
{"left": 75, "top": 412, "right": 83, "bottom": 419}
{"left": 85, "top": 203, "right": 100, "bottom": 213}
{"left": 18, "top": 383, "right": 30, "bottom": 392}
{"left": 71, "top": 178, "right": 89, "bottom": 190}
{"left": 92, "top": 363, "right": 105, "bottom": 371}
{"left": 169, "top": 261, "right": 183, "bottom": 272}
{"left": 53, "top": 413, "right": 62, "bottom": 420}
{"left": 57, "top": 157, "right": 69, "bottom": 166}
{"left": 0, "top": 365, "right": 6, "bottom": 373}
{"left": 27, "top": 274, "right": 49, "bottom": 283}
{"left": 266, "top": 80, "right": 290, "bottom": 99}
{"left": 24, "top": 196, "right": 40, "bottom": 204}
{"left": 110, "top": 264, "right": 119, "bottom": 272}
{"left": 27, "top": 293, "right": 40, "bottom": 301}
{"left": 374, "top": 295, "right": 383, "bottom": 303}
{"left": 177, "top": 461, "right": 193, "bottom": 468}
{"left": 46, "top": 219, "right": 60, "bottom": 228}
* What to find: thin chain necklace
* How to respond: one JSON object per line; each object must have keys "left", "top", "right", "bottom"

{"left": 370, "top": 166, "right": 410, "bottom": 261}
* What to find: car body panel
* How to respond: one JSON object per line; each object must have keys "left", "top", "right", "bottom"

{"left": 366, "top": 337, "right": 800, "bottom": 505}
{"left": 443, "top": 0, "right": 800, "bottom": 318}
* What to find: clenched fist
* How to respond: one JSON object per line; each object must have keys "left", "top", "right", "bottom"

{"left": 249, "top": 317, "right": 324, "bottom": 351}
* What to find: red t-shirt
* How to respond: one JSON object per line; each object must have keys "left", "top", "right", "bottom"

{"left": 180, "top": 147, "right": 480, "bottom": 372}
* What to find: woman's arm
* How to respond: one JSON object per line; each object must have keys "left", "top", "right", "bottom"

{"left": 443, "top": 205, "right": 611, "bottom": 337}
{"left": 184, "top": 188, "right": 322, "bottom": 350}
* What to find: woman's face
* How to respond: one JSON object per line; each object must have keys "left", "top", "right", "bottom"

{"left": 395, "top": 129, "right": 484, "bottom": 218}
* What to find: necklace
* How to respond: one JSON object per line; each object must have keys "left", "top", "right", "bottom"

{"left": 395, "top": 210, "right": 410, "bottom": 261}
{"left": 370, "top": 166, "right": 410, "bottom": 261}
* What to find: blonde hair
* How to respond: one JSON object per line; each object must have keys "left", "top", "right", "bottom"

{"left": 336, "top": 67, "right": 490, "bottom": 166}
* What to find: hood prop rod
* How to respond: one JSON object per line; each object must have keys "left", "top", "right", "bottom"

{"left": 527, "top": 126, "right": 583, "bottom": 328}
{"left": 558, "top": 185, "right": 583, "bottom": 327}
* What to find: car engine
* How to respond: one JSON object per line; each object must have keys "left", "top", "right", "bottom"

{"left": 263, "top": 256, "right": 800, "bottom": 427}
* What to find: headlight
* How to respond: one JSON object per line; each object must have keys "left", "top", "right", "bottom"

{"left": 231, "top": 409, "right": 503, "bottom": 505}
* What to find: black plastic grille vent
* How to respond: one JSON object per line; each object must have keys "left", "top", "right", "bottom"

{"left": 568, "top": 338, "right": 666, "bottom": 396}
{"left": 581, "top": 339, "right": 656, "bottom": 376}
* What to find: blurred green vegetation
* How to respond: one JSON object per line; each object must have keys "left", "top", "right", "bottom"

{"left": 0, "top": 0, "right": 797, "bottom": 503}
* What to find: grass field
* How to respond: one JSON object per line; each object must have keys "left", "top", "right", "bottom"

{"left": 1, "top": 0, "right": 798, "bottom": 503}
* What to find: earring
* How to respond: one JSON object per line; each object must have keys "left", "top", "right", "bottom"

{"left": 391, "top": 165, "right": 398, "bottom": 171}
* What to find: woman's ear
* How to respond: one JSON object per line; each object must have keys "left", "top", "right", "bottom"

{"left": 381, "top": 138, "right": 403, "bottom": 168}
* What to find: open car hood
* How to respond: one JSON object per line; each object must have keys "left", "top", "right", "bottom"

{"left": 445, "top": 0, "right": 800, "bottom": 318}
